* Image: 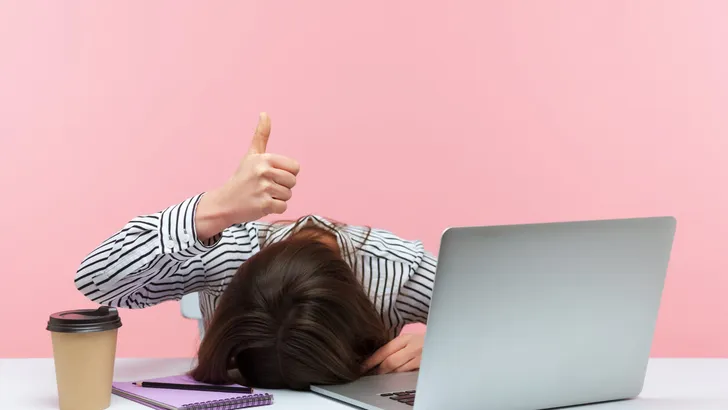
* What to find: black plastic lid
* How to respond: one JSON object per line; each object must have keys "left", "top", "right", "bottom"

{"left": 47, "top": 306, "right": 122, "bottom": 333}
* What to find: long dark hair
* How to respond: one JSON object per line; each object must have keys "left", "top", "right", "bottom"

{"left": 189, "top": 229, "right": 388, "bottom": 390}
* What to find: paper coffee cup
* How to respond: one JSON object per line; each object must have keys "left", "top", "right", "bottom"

{"left": 47, "top": 306, "right": 122, "bottom": 410}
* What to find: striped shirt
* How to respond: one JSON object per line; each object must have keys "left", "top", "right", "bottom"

{"left": 74, "top": 193, "right": 438, "bottom": 337}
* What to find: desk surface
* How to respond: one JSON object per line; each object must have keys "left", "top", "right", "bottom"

{"left": 1, "top": 358, "right": 727, "bottom": 409}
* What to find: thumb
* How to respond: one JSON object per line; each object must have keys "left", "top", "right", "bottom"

{"left": 248, "top": 112, "right": 271, "bottom": 154}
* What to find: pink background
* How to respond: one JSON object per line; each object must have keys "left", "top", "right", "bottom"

{"left": 1, "top": 1, "right": 727, "bottom": 358}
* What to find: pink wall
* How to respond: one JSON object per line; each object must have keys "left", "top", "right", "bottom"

{"left": 2, "top": 1, "right": 727, "bottom": 358}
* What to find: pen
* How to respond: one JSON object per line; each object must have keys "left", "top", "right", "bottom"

{"left": 133, "top": 381, "right": 253, "bottom": 394}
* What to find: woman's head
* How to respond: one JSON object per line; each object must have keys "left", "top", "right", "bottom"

{"left": 190, "top": 227, "right": 388, "bottom": 390}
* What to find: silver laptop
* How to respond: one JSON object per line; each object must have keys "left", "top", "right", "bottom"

{"left": 311, "top": 217, "right": 676, "bottom": 410}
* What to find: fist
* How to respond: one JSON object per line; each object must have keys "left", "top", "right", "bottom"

{"left": 217, "top": 113, "right": 300, "bottom": 224}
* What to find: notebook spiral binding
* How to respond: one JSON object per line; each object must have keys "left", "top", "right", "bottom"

{"left": 180, "top": 393, "right": 273, "bottom": 409}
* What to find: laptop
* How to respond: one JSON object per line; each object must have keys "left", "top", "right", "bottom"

{"left": 311, "top": 217, "right": 676, "bottom": 410}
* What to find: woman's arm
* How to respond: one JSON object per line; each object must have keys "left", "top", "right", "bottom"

{"left": 74, "top": 113, "right": 299, "bottom": 308}
{"left": 73, "top": 194, "right": 261, "bottom": 308}
{"left": 362, "top": 237, "right": 437, "bottom": 375}
{"left": 347, "top": 224, "right": 437, "bottom": 325}
{"left": 396, "top": 248, "right": 437, "bottom": 324}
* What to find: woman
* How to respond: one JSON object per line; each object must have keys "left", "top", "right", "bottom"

{"left": 74, "top": 113, "right": 437, "bottom": 390}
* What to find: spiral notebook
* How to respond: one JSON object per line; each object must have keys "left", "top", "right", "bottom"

{"left": 112, "top": 374, "right": 273, "bottom": 410}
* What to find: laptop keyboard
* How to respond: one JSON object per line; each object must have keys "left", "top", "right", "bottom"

{"left": 380, "top": 390, "right": 416, "bottom": 406}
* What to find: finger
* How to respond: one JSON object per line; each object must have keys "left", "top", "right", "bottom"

{"left": 268, "top": 168, "right": 297, "bottom": 189}
{"left": 263, "top": 198, "right": 287, "bottom": 215}
{"left": 362, "top": 336, "right": 410, "bottom": 372}
{"left": 249, "top": 112, "right": 271, "bottom": 154}
{"left": 265, "top": 153, "right": 300, "bottom": 176}
{"left": 266, "top": 183, "right": 293, "bottom": 201}
{"left": 393, "top": 355, "right": 421, "bottom": 373}
{"left": 377, "top": 348, "right": 414, "bottom": 375}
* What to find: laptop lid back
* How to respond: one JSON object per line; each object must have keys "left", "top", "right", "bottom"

{"left": 414, "top": 217, "right": 676, "bottom": 410}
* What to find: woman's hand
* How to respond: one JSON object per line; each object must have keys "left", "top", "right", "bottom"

{"left": 196, "top": 113, "right": 300, "bottom": 240}
{"left": 362, "top": 333, "right": 425, "bottom": 375}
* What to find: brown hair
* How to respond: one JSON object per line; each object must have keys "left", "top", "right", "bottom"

{"left": 189, "top": 230, "right": 388, "bottom": 390}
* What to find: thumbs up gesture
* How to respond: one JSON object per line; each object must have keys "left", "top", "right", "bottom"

{"left": 233, "top": 112, "right": 300, "bottom": 219}
{"left": 196, "top": 113, "right": 300, "bottom": 239}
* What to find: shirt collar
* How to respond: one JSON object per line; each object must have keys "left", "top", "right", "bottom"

{"left": 262, "top": 215, "right": 358, "bottom": 269}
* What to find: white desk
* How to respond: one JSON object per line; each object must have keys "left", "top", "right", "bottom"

{"left": 1, "top": 358, "right": 727, "bottom": 409}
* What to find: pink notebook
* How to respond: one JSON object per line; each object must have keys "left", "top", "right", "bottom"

{"left": 112, "top": 374, "right": 273, "bottom": 410}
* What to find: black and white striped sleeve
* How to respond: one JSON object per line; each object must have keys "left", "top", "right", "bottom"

{"left": 73, "top": 193, "right": 260, "bottom": 309}
{"left": 395, "top": 243, "right": 437, "bottom": 325}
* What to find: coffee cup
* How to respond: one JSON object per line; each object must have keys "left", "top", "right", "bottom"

{"left": 46, "top": 306, "right": 122, "bottom": 410}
